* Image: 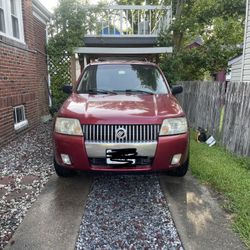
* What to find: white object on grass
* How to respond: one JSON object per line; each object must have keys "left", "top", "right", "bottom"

{"left": 206, "top": 136, "right": 216, "bottom": 147}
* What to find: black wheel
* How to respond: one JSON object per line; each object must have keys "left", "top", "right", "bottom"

{"left": 54, "top": 159, "right": 75, "bottom": 177}
{"left": 172, "top": 157, "right": 189, "bottom": 177}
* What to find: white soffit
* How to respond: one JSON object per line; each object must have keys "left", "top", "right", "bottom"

{"left": 32, "top": 0, "right": 52, "bottom": 24}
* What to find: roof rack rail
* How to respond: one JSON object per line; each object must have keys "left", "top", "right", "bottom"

{"left": 96, "top": 57, "right": 148, "bottom": 62}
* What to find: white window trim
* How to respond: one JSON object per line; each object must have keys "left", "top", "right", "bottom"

{"left": 13, "top": 105, "right": 28, "bottom": 131}
{"left": 14, "top": 119, "right": 28, "bottom": 130}
{"left": 0, "top": 0, "right": 25, "bottom": 43}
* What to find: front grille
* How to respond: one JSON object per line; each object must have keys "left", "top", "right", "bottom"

{"left": 82, "top": 124, "right": 161, "bottom": 143}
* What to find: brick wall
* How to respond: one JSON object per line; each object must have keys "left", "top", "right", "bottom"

{"left": 0, "top": 0, "right": 49, "bottom": 147}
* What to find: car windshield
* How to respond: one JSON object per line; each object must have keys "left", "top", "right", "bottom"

{"left": 77, "top": 64, "right": 169, "bottom": 94}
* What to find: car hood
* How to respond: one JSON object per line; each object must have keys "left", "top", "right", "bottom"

{"left": 58, "top": 93, "right": 185, "bottom": 124}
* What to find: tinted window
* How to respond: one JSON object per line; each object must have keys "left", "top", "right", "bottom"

{"left": 77, "top": 64, "right": 168, "bottom": 94}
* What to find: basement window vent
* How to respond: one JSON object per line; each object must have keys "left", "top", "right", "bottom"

{"left": 13, "top": 105, "right": 28, "bottom": 131}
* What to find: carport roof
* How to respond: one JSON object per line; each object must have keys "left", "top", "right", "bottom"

{"left": 74, "top": 47, "right": 173, "bottom": 55}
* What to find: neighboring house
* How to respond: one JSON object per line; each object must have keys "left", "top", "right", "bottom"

{"left": 187, "top": 37, "right": 226, "bottom": 82}
{"left": 186, "top": 36, "right": 203, "bottom": 49}
{"left": 228, "top": 0, "right": 250, "bottom": 82}
{"left": 101, "top": 26, "right": 120, "bottom": 35}
{"left": 212, "top": 70, "right": 226, "bottom": 83}
{"left": 227, "top": 55, "right": 242, "bottom": 82}
{"left": 0, "top": 0, "right": 51, "bottom": 146}
{"left": 241, "top": 0, "right": 250, "bottom": 81}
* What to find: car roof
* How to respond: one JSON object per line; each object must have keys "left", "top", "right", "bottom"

{"left": 88, "top": 60, "right": 157, "bottom": 67}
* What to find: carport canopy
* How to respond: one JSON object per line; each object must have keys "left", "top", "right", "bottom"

{"left": 71, "top": 46, "right": 173, "bottom": 84}
{"left": 74, "top": 46, "right": 173, "bottom": 66}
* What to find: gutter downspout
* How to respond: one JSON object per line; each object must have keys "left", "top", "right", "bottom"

{"left": 46, "top": 25, "right": 52, "bottom": 107}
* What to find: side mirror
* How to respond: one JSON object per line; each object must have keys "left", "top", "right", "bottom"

{"left": 171, "top": 85, "right": 183, "bottom": 95}
{"left": 62, "top": 85, "right": 72, "bottom": 94}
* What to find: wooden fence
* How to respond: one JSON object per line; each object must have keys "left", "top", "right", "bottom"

{"left": 222, "top": 82, "right": 250, "bottom": 156}
{"left": 177, "top": 81, "right": 250, "bottom": 157}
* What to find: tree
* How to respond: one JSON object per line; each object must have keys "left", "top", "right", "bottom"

{"left": 160, "top": 0, "right": 246, "bottom": 82}
{"left": 48, "top": 0, "right": 246, "bottom": 96}
{"left": 47, "top": 0, "right": 100, "bottom": 111}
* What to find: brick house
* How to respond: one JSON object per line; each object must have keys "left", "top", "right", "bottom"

{"left": 0, "top": 0, "right": 51, "bottom": 146}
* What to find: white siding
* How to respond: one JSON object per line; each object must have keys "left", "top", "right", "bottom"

{"left": 231, "top": 59, "right": 242, "bottom": 81}
{"left": 242, "top": 0, "right": 250, "bottom": 81}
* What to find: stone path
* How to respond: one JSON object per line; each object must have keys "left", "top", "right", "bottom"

{"left": 76, "top": 175, "right": 183, "bottom": 250}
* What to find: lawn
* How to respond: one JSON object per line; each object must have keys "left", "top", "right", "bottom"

{"left": 190, "top": 133, "right": 250, "bottom": 248}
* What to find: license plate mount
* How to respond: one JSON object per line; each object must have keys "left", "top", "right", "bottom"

{"left": 106, "top": 148, "right": 137, "bottom": 166}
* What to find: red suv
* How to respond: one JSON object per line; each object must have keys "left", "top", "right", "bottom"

{"left": 53, "top": 61, "right": 189, "bottom": 177}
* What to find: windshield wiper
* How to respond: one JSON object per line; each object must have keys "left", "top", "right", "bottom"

{"left": 124, "top": 89, "right": 154, "bottom": 95}
{"left": 88, "top": 89, "right": 117, "bottom": 95}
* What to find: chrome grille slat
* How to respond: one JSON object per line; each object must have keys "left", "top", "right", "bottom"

{"left": 143, "top": 125, "right": 146, "bottom": 142}
{"left": 106, "top": 125, "right": 108, "bottom": 142}
{"left": 83, "top": 124, "right": 161, "bottom": 143}
{"left": 140, "top": 125, "right": 143, "bottom": 142}
{"left": 129, "top": 125, "right": 132, "bottom": 142}
{"left": 146, "top": 125, "right": 148, "bottom": 142}
{"left": 150, "top": 125, "right": 153, "bottom": 141}
{"left": 132, "top": 125, "right": 134, "bottom": 143}
{"left": 136, "top": 125, "right": 138, "bottom": 142}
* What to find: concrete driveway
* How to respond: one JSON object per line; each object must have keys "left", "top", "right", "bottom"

{"left": 5, "top": 172, "right": 246, "bottom": 250}
{"left": 160, "top": 173, "right": 245, "bottom": 250}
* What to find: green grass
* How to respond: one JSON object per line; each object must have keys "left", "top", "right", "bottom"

{"left": 190, "top": 132, "right": 250, "bottom": 248}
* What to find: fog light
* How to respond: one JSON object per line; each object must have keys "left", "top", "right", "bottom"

{"left": 171, "top": 154, "right": 182, "bottom": 165}
{"left": 61, "top": 154, "right": 71, "bottom": 165}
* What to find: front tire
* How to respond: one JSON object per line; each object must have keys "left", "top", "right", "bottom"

{"left": 172, "top": 157, "right": 189, "bottom": 177}
{"left": 54, "top": 159, "right": 75, "bottom": 177}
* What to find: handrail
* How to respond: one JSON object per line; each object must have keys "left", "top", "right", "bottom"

{"left": 85, "top": 5, "right": 172, "bottom": 37}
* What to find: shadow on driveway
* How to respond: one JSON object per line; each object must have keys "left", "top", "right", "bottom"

{"left": 160, "top": 172, "right": 246, "bottom": 250}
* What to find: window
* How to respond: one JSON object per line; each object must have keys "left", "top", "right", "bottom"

{"left": 0, "top": 0, "right": 5, "bottom": 32}
{"left": 10, "top": 0, "right": 19, "bottom": 38}
{"left": 0, "top": 0, "right": 24, "bottom": 42}
{"left": 13, "top": 105, "right": 28, "bottom": 131}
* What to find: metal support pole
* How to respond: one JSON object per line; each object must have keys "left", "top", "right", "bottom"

{"left": 71, "top": 54, "right": 77, "bottom": 88}
{"left": 84, "top": 55, "right": 87, "bottom": 69}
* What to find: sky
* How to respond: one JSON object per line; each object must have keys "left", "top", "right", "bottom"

{"left": 39, "top": 0, "right": 58, "bottom": 12}
{"left": 39, "top": 0, "right": 101, "bottom": 12}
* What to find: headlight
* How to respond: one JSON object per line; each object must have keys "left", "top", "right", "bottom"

{"left": 55, "top": 117, "right": 83, "bottom": 136}
{"left": 159, "top": 117, "right": 188, "bottom": 136}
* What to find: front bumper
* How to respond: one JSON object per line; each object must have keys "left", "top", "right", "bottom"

{"left": 53, "top": 133, "right": 189, "bottom": 172}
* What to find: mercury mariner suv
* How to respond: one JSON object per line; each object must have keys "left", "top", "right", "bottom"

{"left": 53, "top": 61, "right": 189, "bottom": 177}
